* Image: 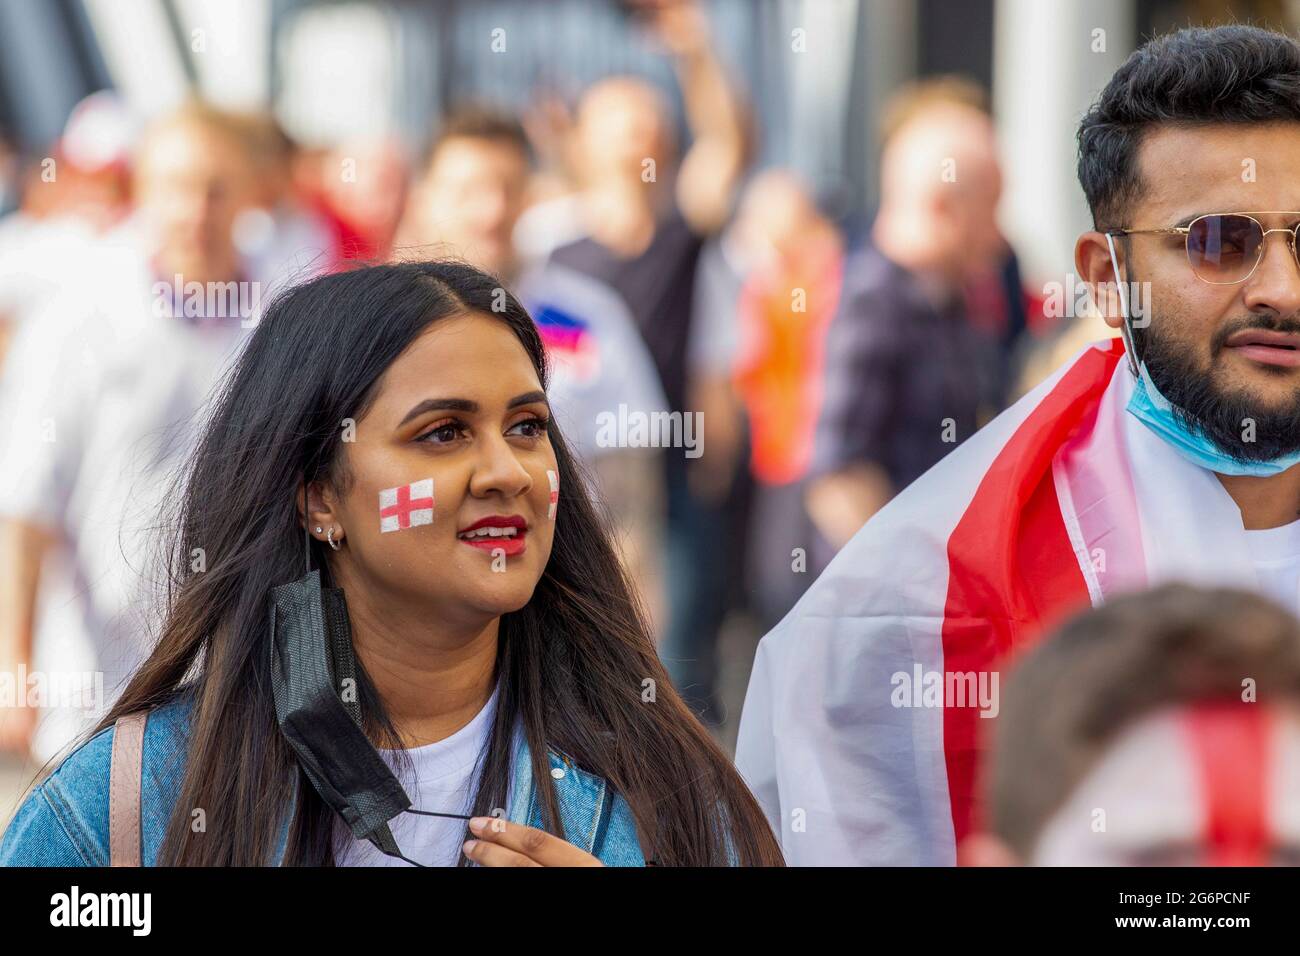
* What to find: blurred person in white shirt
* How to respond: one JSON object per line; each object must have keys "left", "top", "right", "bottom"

{"left": 0, "top": 101, "right": 264, "bottom": 762}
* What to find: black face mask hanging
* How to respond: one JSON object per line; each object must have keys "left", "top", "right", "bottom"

{"left": 268, "top": 496, "right": 471, "bottom": 866}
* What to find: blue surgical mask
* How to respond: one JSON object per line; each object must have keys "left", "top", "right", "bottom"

{"left": 1126, "top": 360, "right": 1300, "bottom": 476}
{"left": 1105, "top": 234, "right": 1300, "bottom": 477}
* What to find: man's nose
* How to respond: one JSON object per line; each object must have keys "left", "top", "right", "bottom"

{"left": 1242, "top": 228, "right": 1300, "bottom": 317}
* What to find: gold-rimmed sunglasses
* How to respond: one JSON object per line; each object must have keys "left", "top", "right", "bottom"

{"left": 1107, "top": 212, "right": 1300, "bottom": 285}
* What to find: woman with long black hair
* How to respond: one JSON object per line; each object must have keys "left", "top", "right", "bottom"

{"left": 0, "top": 260, "right": 784, "bottom": 866}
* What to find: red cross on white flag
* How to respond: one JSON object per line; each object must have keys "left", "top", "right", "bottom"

{"left": 379, "top": 478, "right": 434, "bottom": 533}
{"left": 547, "top": 469, "right": 559, "bottom": 520}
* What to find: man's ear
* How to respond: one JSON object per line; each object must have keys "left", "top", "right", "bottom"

{"left": 958, "top": 832, "right": 1024, "bottom": 867}
{"left": 1075, "top": 230, "right": 1126, "bottom": 330}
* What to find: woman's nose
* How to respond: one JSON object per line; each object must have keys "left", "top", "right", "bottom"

{"left": 467, "top": 434, "right": 532, "bottom": 499}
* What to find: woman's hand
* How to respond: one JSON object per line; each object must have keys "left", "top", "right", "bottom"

{"left": 462, "top": 816, "right": 604, "bottom": 867}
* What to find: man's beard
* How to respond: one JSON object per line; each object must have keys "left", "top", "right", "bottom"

{"left": 1134, "top": 315, "right": 1300, "bottom": 463}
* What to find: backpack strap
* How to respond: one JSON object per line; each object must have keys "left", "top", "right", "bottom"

{"left": 108, "top": 711, "right": 148, "bottom": 867}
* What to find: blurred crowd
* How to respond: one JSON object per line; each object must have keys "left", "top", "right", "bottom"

{"left": 0, "top": 0, "right": 1094, "bottom": 769}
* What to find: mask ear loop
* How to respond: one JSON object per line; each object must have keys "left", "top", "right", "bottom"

{"left": 375, "top": 811, "right": 476, "bottom": 869}
{"left": 372, "top": 809, "right": 478, "bottom": 868}
{"left": 1104, "top": 232, "right": 1142, "bottom": 379}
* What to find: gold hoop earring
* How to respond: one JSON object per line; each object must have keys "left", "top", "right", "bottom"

{"left": 327, "top": 527, "right": 342, "bottom": 551}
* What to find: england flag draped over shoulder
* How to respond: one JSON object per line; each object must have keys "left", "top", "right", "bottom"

{"left": 736, "top": 338, "right": 1283, "bottom": 865}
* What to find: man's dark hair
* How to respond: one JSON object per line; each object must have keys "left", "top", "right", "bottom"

{"left": 986, "top": 583, "right": 1300, "bottom": 859}
{"left": 1077, "top": 25, "right": 1300, "bottom": 230}
{"left": 421, "top": 105, "right": 531, "bottom": 173}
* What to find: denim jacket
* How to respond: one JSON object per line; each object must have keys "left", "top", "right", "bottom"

{"left": 0, "top": 692, "right": 647, "bottom": 866}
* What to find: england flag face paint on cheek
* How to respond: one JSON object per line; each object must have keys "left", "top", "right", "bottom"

{"left": 379, "top": 478, "right": 434, "bottom": 533}
{"left": 546, "top": 469, "right": 559, "bottom": 521}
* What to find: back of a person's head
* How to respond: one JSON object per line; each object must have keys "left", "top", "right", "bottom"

{"left": 982, "top": 583, "right": 1300, "bottom": 865}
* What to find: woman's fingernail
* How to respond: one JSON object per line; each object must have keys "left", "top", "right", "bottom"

{"left": 463, "top": 839, "right": 478, "bottom": 855}
{"left": 469, "top": 817, "right": 488, "bottom": 833}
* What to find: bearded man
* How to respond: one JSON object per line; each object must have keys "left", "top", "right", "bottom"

{"left": 736, "top": 23, "right": 1300, "bottom": 865}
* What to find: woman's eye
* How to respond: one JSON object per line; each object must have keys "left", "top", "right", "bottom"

{"left": 508, "top": 416, "right": 549, "bottom": 439}
{"left": 417, "top": 421, "right": 465, "bottom": 444}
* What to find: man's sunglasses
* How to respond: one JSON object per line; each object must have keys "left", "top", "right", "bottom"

{"left": 1108, "top": 212, "right": 1300, "bottom": 285}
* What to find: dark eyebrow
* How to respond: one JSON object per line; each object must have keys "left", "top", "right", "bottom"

{"left": 508, "top": 390, "right": 548, "bottom": 409}
{"left": 398, "top": 398, "right": 477, "bottom": 426}
{"left": 397, "top": 391, "right": 548, "bottom": 427}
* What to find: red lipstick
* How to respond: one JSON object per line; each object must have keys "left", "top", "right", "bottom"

{"left": 456, "top": 514, "right": 527, "bottom": 557}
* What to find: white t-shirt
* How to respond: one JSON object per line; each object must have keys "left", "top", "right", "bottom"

{"left": 1243, "top": 517, "right": 1300, "bottom": 613}
{"left": 334, "top": 688, "right": 499, "bottom": 867}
